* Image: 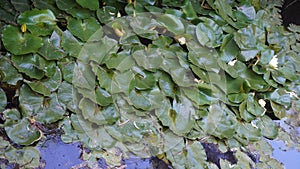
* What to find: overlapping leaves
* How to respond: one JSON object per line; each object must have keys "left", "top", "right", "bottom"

{"left": 0, "top": 0, "right": 298, "bottom": 168}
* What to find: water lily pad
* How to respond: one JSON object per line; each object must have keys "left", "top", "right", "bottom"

{"left": 61, "top": 30, "right": 83, "bottom": 58}
{"left": 67, "top": 17, "right": 101, "bottom": 42}
{"left": 0, "top": 56, "right": 23, "bottom": 85}
{"left": 79, "top": 98, "right": 119, "bottom": 125}
{"left": 157, "top": 14, "right": 185, "bottom": 35}
{"left": 80, "top": 36, "right": 118, "bottom": 63}
{"left": 2, "top": 26, "right": 43, "bottom": 55}
{"left": 0, "top": 88, "right": 7, "bottom": 112}
{"left": 24, "top": 79, "right": 51, "bottom": 96}
{"left": 19, "top": 84, "right": 66, "bottom": 123}
{"left": 132, "top": 48, "right": 163, "bottom": 70}
{"left": 38, "top": 37, "right": 66, "bottom": 60}
{"left": 256, "top": 116, "right": 278, "bottom": 139}
{"left": 196, "top": 17, "right": 223, "bottom": 48}
{"left": 76, "top": 0, "right": 99, "bottom": 11}
{"left": 56, "top": 0, "right": 92, "bottom": 19}
{"left": 17, "top": 9, "right": 56, "bottom": 36}
{"left": 203, "top": 103, "right": 237, "bottom": 139}
{"left": 11, "top": 54, "right": 46, "bottom": 79}
{"left": 4, "top": 147, "right": 40, "bottom": 168}
{"left": 4, "top": 113, "right": 42, "bottom": 145}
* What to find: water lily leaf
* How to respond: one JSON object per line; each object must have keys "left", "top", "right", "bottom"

{"left": 75, "top": 113, "right": 116, "bottom": 149}
{"left": 167, "top": 96, "right": 196, "bottom": 136}
{"left": 129, "top": 89, "right": 152, "bottom": 110}
{"left": 246, "top": 94, "right": 265, "bottom": 117}
{"left": 96, "top": 6, "right": 117, "bottom": 24}
{"left": 220, "top": 34, "right": 239, "bottom": 62}
{"left": 186, "top": 141, "right": 206, "bottom": 169}
{"left": 132, "top": 48, "right": 163, "bottom": 70}
{"left": 188, "top": 43, "right": 220, "bottom": 73}
{"left": 17, "top": 9, "right": 56, "bottom": 36}
{"left": 11, "top": 54, "right": 45, "bottom": 79}
{"left": 4, "top": 147, "right": 40, "bottom": 168}
{"left": 131, "top": 67, "right": 156, "bottom": 90}
{"left": 196, "top": 17, "right": 223, "bottom": 48}
{"left": 80, "top": 36, "right": 118, "bottom": 64}
{"left": 43, "top": 66, "right": 62, "bottom": 91}
{"left": 182, "top": 0, "right": 197, "bottom": 20}
{"left": 110, "top": 70, "right": 135, "bottom": 94}
{"left": 237, "top": 122, "right": 261, "bottom": 142}
{"left": 79, "top": 98, "right": 119, "bottom": 125}
{"left": 2, "top": 26, "right": 43, "bottom": 55}
{"left": 203, "top": 103, "right": 237, "bottom": 139}
{"left": 58, "top": 81, "right": 76, "bottom": 112}
{"left": 5, "top": 118, "right": 42, "bottom": 145}
{"left": 58, "top": 59, "right": 75, "bottom": 83}
{"left": 105, "top": 121, "right": 154, "bottom": 143}
{"left": 38, "top": 37, "right": 66, "bottom": 60}
{"left": 67, "top": 17, "right": 101, "bottom": 42}
{"left": 56, "top": 0, "right": 92, "bottom": 19}
{"left": 239, "top": 101, "right": 255, "bottom": 122}
{"left": 61, "top": 30, "right": 82, "bottom": 58}
{"left": 76, "top": 0, "right": 99, "bottom": 11}
{"left": 19, "top": 85, "right": 65, "bottom": 123}
{"left": 0, "top": 88, "right": 7, "bottom": 112}
{"left": 164, "top": 131, "right": 185, "bottom": 169}
{"left": 157, "top": 14, "right": 185, "bottom": 35}
{"left": 241, "top": 69, "right": 270, "bottom": 91}
{"left": 267, "top": 89, "right": 291, "bottom": 107}
{"left": 158, "top": 71, "right": 176, "bottom": 97}
{"left": 95, "top": 87, "right": 113, "bottom": 106}
{"left": 11, "top": 0, "right": 31, "bottom": 12}
{"left": 270, "top": 101, "right": 286, "bottom": 119}
{"left": 24, "top": 79, "right": 51, "bottom": 96}
{"left": 0, "top": 56, "right": 23, "bottom": 85}
{"left": 170, "top": 66, "right": 195, "bottom": 87}
{"left": 105, "top": 51, "right": 135, "bottom": 72}
{"left": 72, "top": 61, "right": 95, "bottom": 90}
{"left": 234, "top": 24, "right": 265, "bottom": 51}
{"left": 256, "top": 116, "right": 278, "bottom": 139}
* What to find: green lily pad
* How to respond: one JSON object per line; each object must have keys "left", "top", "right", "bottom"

{"left": 132, "top": 48, "right": 163, "bottom": 70}
{"left": 186, "top": 141, "right": 207, "bottom": 169}
{"left": 157, "top": 14, "right": 185, "bottom": 35}
{"left": 17, "top": 9, "right": 56, "bottom": 36}
{"left": 24, "top": 79, "right": 51, "bottom": 96}
{"left": 256, "top": 116, "right": 278, "bottom": 139}
{"left": 4, "top": 109, "right": 42, "bottom": 145}
{"left": 105, "top": 50, "right": 135, "bottom": 72}
{"left": 0, "top": 55, "right": 23, "bottom": 85}
{"left": 11, "top": 54, "right": 46, "bottom": 79}
{"left": 196, "top": 17, "right": 223, "bottom": 48}
{"left": 80, "top": 36, "right": 118, "bottom": 63}
{"left": 56, "top": 0, "right": 92, "bottom": 19}
{"left": 0, "top": 88, "right": 7, "bottom": 112}
{"left": 57, "top": 81, "right": 76, "bottom": 112}
{"left": 203, "top": 103, "right": 237, "bottom": 139}
{"left": 19, "top": 84, "right": 65, "bottom": 123}
{"left": 4, "top": 147, "right": 41, "bottom": 168}
{"left": 38, "top": 37, "right": 66, "bottom": 60}
{"left": 2, "top": 26, "right": 43, "bottom": 55}
{"left": 76, "top": 0, "right": 99, "bottom": 10}
{"left": 79, "top": 98, "right": 119, "bottom": 125}
{"left": 61, "top": 30, "right": 83, "bottom": 58}
{"left": 67, "top": 17, "right": 101, "bottom": 42}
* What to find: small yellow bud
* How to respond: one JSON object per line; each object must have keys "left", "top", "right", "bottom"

{"left": 21, "top": 24, "right": 27, "bottom": 33}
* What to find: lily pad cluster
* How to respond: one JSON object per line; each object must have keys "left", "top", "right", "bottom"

{"left": 0, "top": 0, "right": 299, "bottom": 168}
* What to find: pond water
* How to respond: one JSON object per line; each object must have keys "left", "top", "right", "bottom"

{"left": 269, "top": 140, "right": 300, "bottom": 169}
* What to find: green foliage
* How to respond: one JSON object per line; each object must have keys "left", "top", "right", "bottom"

{"left": 0, "top": 0, "right": 299, "bottom": 168}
